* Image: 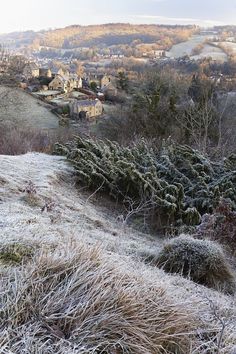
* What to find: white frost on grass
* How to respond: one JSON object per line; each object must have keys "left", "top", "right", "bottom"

{"left": 0, "top": 152, "right": 236, "bottom": 353}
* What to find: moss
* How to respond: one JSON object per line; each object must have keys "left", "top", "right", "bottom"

{"left": 0, "top": 242, "right": 35, "bottom": 265}
{"left": 150, "top": 236, "right": 236, "bottom": 295}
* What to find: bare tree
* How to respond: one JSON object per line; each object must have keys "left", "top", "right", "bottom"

{"left": 0, "top": 43, "right": 26, "bottom": 85}
{"left": 0, "top": 44, "right": 10, "bottom": 75}
{"left": 176, "top": 96, "right": 219, "bottom": 155}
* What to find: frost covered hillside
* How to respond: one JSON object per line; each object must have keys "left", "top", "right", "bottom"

{"left": 0, "top": 153, "right": 236, "bottom": 353}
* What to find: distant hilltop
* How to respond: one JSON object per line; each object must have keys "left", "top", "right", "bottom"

{"left": 0, "top": 23, "right": 198, "bottom": 51}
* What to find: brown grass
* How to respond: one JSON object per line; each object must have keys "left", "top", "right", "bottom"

{"left": 0, "top": 243, "right": 196, "bottom": 354}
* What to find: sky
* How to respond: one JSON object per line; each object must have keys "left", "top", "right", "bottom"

{"left": 0, "top": 0, "right": 236, "bottom": 33}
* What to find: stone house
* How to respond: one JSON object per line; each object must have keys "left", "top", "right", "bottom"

{"left": 23, "top": 62, "right": 40, "bottom": 80}
{"left": 49, "top": 68, "right": 82, "bottom": 93}
{"left": 154, "top": 50, "right": 165, "bottom": 58}
{"left": 70, "top": 99, "right": 103, "bottom": 119}
{"left": 68, "top": 74, "right": 83, "bottom": 90}
{"left": 101, "top": 82, "right": 118, "bottom": 96}
{"left": 49, "top": 75, "right": 67, "bottom": 92}
{"left": 87, "top": 74, "right": 112, "bottom": 89}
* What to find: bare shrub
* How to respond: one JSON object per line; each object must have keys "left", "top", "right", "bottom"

{"left": 0, "top": 127, "right": 51, "bottom": 155}
{"left": 0, "top": 244, "right": 196, "bottom": 353}
{"left": 145, "top": 235, "right": 235, "bottom": 295}
{"left": 196, "top": 198, "right": 236, "bottom": 255}
{"left": 0, "top": 126, "right": 74, "bottom": 155}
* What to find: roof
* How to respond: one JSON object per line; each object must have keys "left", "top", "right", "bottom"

{"left": 34, "top": 90, "right": 61, "bottom": 97}
{"left": 89, "top": 73, "right": 107, "bottom": 80}
{"left": 73, "top": 99, "right": 102, "bottom": 107}
{"left": 70, "top": 91, "right": 89, "bottom": 98}
{"left": 39, "top": 68, "right": 51, "bottom": 73}
{"left": 50, "top": 75, "right": 67, "bottom": 83}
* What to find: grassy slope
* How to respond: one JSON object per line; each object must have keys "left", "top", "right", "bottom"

{"left": 0, "top": 153, "right": 235, "bottom": 353}
{"left": 0, "top": 86, "right": 59, "bottom": 130}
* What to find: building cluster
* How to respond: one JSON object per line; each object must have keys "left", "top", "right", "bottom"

{"left": 142, "top": 50, "right": 166, "bottom": 59}
{"left": 49, "top": 68, "right": 82, "bottom": 93}
{"left": 21, "top": 62, "right": 116, "bottom": 120}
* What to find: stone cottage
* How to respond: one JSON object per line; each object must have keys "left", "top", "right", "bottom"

{"left": 69, "top": 99, "right": 103, "bottom": 119}
{"left": 87, "top": 74, "right": 112, "bottom": 89}
{"left": 49, "top": 75, "right": 67, "bottom": 92}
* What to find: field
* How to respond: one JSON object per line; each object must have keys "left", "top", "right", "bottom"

{"left": 0, "top": 86, "right": 59, "bottom": 130}
{"left": 191, "top": 43, "right": 228, "bottom": 61}
{"left": 219, "top": 41, "right": 236, "bottom": 54}
{"left": 167, "top": 34, "right": 227, "bottom": 61}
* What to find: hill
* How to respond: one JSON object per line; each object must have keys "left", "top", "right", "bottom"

{"left": 0, "top": 152, "right": 235, "bottom": 353}
{"left": 0, "top": 30, "right": 38, "bottom": 48}
{"left": 35, "top": 24, "right": 196, "bottom": 49}
{"left": 0, "top": 24, "right": 197, "bottom": 54}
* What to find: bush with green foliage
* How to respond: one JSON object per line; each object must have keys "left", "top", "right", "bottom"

{"left": 147, "top": 235, "right": 235, "bottom": 294}
{"left": 90, "top": 81, "right": 98, "bottom": 92}
{"left": 55, "top": 137, "right": 236, "bottom": 229}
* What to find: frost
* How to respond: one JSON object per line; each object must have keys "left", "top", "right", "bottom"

{"left": 55, "top": 137, "right": 236, "bottom": 228}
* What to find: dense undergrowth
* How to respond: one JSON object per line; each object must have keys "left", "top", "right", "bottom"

{"left": 55, "top": 136, "right": 236, "bottom": 230}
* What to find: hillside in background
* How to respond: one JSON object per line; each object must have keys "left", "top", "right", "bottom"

{"left": 0, "top": 23, "right": 197, "bottom": 52}
{"left": 35, "top": 24, "right": 196, "bottom": 49}
{"left": 0, "top": 30, "right": 38, "bottom": 49}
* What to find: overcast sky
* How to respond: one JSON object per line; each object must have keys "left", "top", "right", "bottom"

{"left": 1, "top": 0, "right": 236, "bottom": 33}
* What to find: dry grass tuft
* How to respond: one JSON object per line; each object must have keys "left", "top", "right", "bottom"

{"left": 145, "top": 235, "right": 236, "bottom": 295}
{"left": 0, "top": 244, "right": 196, "bottom": 354}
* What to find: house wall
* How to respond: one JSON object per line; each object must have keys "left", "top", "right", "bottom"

{"left": 49, "top": 75, "right": 82, "bottom": 93}
{"left": 94, "top": 102, "right": 103, "bottom": 116}
{"left": 101, "top": 76, "right": 111, "bottom": 89}
{"left": 78, "top": 78, "right": 83, "bottom": 89}
{"left": 32, "top": 69, "right": 40, "bottom": 77}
